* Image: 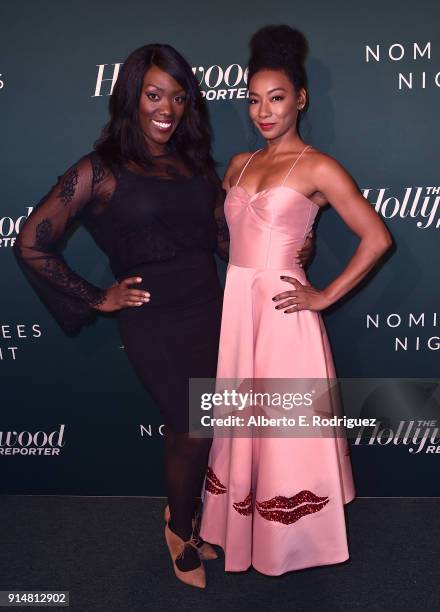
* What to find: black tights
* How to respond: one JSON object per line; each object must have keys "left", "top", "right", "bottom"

{"left": 163, "top": 425, "right": 212, "bottom": 570}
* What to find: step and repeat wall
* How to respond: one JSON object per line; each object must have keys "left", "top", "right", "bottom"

{"left": 1, "top": 0, "right": 439, "bottom": 495}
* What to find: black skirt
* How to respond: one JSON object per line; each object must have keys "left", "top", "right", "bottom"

{"left": 116, "top": 249, "right": 223, "bottom": 432}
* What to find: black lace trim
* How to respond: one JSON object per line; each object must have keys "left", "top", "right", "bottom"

{"left": 42, "top": 257, "right": 106, "bottom": 308}
{"left": 35, "top": 218, "right": 53, "bottom": 248}
{"left": 58, "top": 167, "right": 79, "bottom": 206}
{"left": 90, "top": 154, "right": 106, "bottom": 187}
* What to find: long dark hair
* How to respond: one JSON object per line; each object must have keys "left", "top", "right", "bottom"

{"left": 94, "top": 43, "right": 217, "bottom": 179}
{"left": 248, "top": 25, "right": 310, "bottom": 115}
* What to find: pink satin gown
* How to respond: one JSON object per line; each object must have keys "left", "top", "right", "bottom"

{"left": 199, "top": 145, "right": 356, "bottom": 576}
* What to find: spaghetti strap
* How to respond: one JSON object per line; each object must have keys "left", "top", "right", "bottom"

{"left": 281, "top": 144, "right": 311, "bottom": 186}
{"left": 236, "top": 149, "right": 262, "bottom": 186}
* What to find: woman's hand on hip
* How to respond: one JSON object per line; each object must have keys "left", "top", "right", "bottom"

{"left": 295, "top": 230, "right": 315, "bottom": 268}
{"left": 95, "top": 277, "right": 150, "bottom": 312}
{"left": 272, "top": 276, "right": 329, "bottom": 313}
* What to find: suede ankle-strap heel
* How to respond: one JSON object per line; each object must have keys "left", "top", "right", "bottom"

{"left": 163, "top": 504, "right": 218, "bottom": 560}
{"left": 164, "top": 523, "right": 206, "bottom": 589}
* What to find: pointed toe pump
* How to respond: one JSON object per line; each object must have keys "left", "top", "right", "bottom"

{"left": 164, "top": 523, "right": 206, "bottom": 589}
{"left": 163, "top": 504, "right": 218, "bottom": 560}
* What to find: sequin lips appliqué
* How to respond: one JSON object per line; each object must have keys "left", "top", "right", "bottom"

{"left": 256, "top": 491, "right": 329, "bottom": 524}
{"left": 233, "top": 491, "right": 252, "bottom": 516}
{"left": 205, "top": 467, "right": 227, "bottom": 495}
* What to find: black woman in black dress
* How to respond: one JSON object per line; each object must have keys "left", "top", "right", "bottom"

{"left": 13, "top": 44, "right": 231, "bottom": 589}
{"left": 14, "top": 43, "right": 311, "bottom": 589}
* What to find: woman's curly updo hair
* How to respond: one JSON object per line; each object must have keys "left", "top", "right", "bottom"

{"left": 248, "top": 25, "right": 309, "bottom": 111}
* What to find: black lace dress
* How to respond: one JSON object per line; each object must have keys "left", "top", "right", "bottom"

{"left": 14, "top": 151, "right": 229, "bottom": 432}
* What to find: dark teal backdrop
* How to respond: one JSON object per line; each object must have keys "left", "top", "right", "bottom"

{"left": 1, "top": 0, "right": 439, "bottom": 495}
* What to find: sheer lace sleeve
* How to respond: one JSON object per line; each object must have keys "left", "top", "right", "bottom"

{"left": 13, "top": 155, "right": 107, "bottom": 334}
{"left": 212, "top": 176, "right": 229, "bottom": 262}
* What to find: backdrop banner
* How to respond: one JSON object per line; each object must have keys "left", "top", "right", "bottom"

{"left": 1, "top": 0, "right": 439, "bottom": 495}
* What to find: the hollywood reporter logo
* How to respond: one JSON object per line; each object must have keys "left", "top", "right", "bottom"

{"left": 0, "top": 207, "right": 33, "bottom": 247}
{"left": 363, "top": 186, "right": 440, "bottom": 229}
{"left": 0, "top": 424, "right": 66, "bottom": 456}
{"left": 192, "top": 64, "right": 248, "bottom": 101}
{"left": 355, "top": 420, "right": 440, "bottom": 454}
{"left": 92, "top": 62, "right": 249, "bottom": 101}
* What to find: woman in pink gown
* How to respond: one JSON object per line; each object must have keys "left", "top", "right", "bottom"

{"left": 199, "top": 25, "right": 392, "bottom": 576}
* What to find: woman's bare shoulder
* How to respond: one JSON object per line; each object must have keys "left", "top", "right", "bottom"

{"left": 307, "top": 146, "right": 347, "bottom": 175}
{"left": 307, "top": 147, "right": 359, "bottom": 200}
{"left": 227, "top": 151, "right": 255, "bottom": 172}
{"left": 223, "top": 151, "right": 255, "bottom": 188}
